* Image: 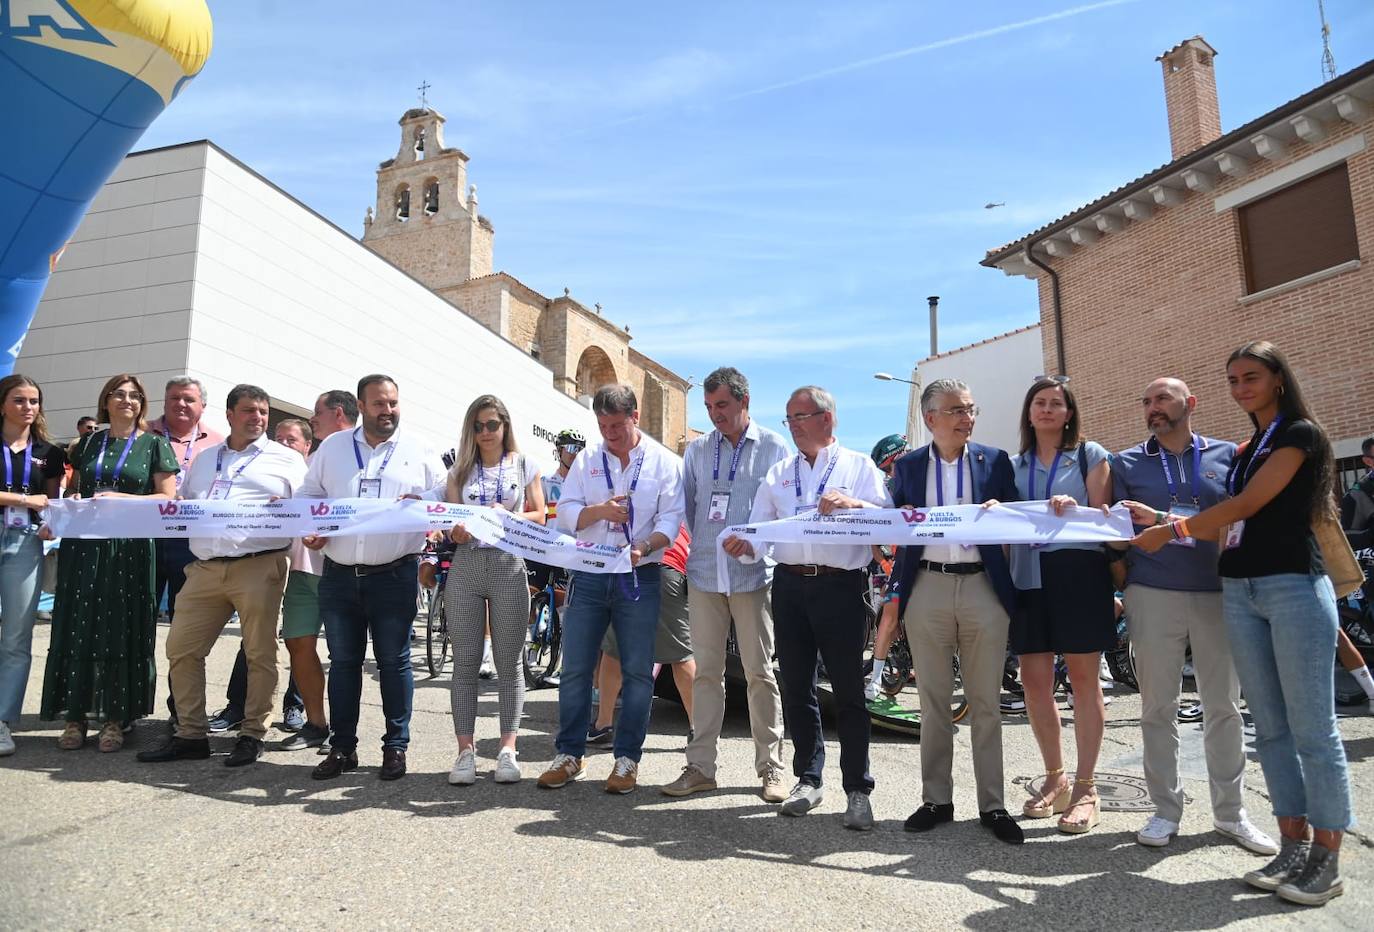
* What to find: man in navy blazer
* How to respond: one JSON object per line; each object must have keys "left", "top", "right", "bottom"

{"left": 888, "top": 378, "right": 1024, "bottom": 844}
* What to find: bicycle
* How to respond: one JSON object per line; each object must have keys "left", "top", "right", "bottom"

{"left": 424, "top": 556, "right": 451, "bottom": 678}
{"left": 524, "top": 565, "right": 567, "bottom": 688}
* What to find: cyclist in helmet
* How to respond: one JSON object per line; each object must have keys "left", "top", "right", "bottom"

{"left": 528, "top": 428, "right": 586, "bottom": 593}
{"left": 867, "top": 434, "right": 909, "bottom": 701}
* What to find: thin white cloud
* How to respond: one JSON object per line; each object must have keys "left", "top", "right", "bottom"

{"left": 725, "top": 0, "right": 1141, "bottom": 102}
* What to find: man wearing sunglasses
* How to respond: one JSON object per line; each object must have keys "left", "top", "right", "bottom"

{"left": 538, "top": 384, "right": 685, "bottom": 795}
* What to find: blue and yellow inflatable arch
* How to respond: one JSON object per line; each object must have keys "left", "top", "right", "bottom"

{"left": 0, "top": 0, "right": 212, "bottom": 374}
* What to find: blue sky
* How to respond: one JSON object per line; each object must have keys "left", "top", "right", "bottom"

{"left": 142, "top": 0, "right": 1374, "bottom": 451}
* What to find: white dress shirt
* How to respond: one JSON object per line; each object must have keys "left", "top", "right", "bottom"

{"left": 181, "top": 434, "right": 308, "bottom": 560}
{"left": 741, "top": 440, "right": 891, "bottom": 570}
{"left": 288, "top": 451, "right": 323, "bottom": 575}
{"left": 923, "top": 449, "right": 979, "bottom": 565}
{"left": 297, "top": 426, "right": 447, "bottom": 566}
{"left": 555, "top": 434, "right": 685, "bottom": 565}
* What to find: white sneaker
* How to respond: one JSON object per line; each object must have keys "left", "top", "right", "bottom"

{"left": 1065, "top": 692, "right": 1112, "bottom": 710}
{"left": 448, "top": 748, "right": 477, "bottom": 785}
{"left": 494, "top": 748, "right": 521, "bottom": 783}
{"left": 864, "top": 677, "right": 879, "bottom": 702}
{"left": 1136, "top": 815, "right": 1179, "bottom": 847}
{"left": 1214, "top": 814, "right": 1279, "bottom": 855}
{"left": 780, "top": 782, "right": 824, "bottom": 816}
{"left": 0, "top": 721, "right": 14, "bottom": 756}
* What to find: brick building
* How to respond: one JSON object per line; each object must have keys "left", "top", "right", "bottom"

{"left": 982, "top": 38, "right": 1374, "bottom": 463}
{"left": 362, "top": 107, "right": 692, "bottom": 450}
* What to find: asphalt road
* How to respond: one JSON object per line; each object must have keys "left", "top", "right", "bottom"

{"left": 2, "top": 619, "right": 1370, "bottom": 930}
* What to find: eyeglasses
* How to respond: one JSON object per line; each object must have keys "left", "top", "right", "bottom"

{"left": 107, "top": 390, "right": 143, "bottom": 402}
{"left": 473, "top": 419, "right": 503, "bottom": 433}
{"left": 1034, "top": 375, "right": 1071, "bottom": 384}
{"left": 782, "top": 411, "right": 825, "bottom": 427}
{"left": 937, "top": 405, "right": 980, "bottom": 419}
{"left": 558, "top": 443, "right": 584, "bottom": 453}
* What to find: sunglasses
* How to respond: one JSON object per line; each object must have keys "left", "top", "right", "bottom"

{"left": 473, "top": 419, "right": 503, "bottom": 433}
{"left": 1034, "top": 374, "right": 1071, "bottom": 384}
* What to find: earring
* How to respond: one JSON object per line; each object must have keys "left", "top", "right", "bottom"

{"left": 1278, "top": 385, "right": 1286, "bottom": 396}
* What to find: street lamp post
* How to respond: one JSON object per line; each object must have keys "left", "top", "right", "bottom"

{"left": 873, "top": 370, "right": 924, "bottom": 449}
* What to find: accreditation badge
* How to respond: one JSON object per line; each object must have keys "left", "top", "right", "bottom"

{"left": 1168, "top": 503, "right": 1198, "bottom": 549}
{"left": 208, "top": 479, "right": 234, "bottom": 500}
{"left": 707, "top": 491, "right": 730, "bottom": 524}
{"left": 358, "top": 478, "right": 383, "bottom": 499}
{"left": 1224, "top": 520, "right": 1245, "bottom": 550}
{"left": 4, "top": 506, "right": 27, "bottom": 529}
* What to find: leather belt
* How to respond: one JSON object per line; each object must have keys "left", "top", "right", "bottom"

{"left": 776, "top": 563, "right": 852, "bottom": 577}
{"left": 918, "top": 559, "right": 985, "bottom": 575}
{"left": 326, "top": 554, "right": 419, "bottom": 577}
{"left": 203, "top": 547, "right": 288, "bottom": 563}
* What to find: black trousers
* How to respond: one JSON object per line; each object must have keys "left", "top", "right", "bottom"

{"left": 771, "top": 568, "right": 874, "bottom": 794}
{"left": 158, "top": 539, "right": 196, "bottom": 718}
{"left": 224, "top": 646, "right": 302, "bottom": 717}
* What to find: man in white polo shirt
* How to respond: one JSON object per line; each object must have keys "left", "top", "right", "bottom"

{"left": 723, "top": 385, "right": 891, "bottom": 831}
{"left": 138, "top": 384, "right": 306, "bottom": 768}
{"left": 297, "top": 374, "right": 445, "bottom": 782}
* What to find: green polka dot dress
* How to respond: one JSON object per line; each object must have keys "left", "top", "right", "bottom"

{"left": 41, "top": 430, "right": 179, "bottom": 723}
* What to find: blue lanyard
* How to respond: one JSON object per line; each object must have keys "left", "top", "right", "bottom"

{"left": 1159, "top": 435, "right": 1203, "bottom": 507}
{"left": 215, "top": 443, "right": 264, "bottom": 481}
{"left": 934, "top": 452, "right": 965, "bottom": 506}
{"left": 602, "top": 450, "right": 646, "bottom": 599}
{"left": 162, "top": 424, "right": 198, "bottom": 474}
{"left": 4, "top": 440, "right": 33, "bottom": 493}
{"left": 353, "top": 429, "right": 397, "bottom": 478}
{"left": 1029, "top": 449, "right": 1063, "bottom": 500}
{"left": 712, "top": 431, "right": 747, "bottom": 482}
{"left": 94, "top": 430, "right": 137, "bottom": 487}
{"left": 1228, "top": 417, "right": 1283, "bottom": 496}
{"left": 477, "top": 455, "right": 505, "bottom": 506}
{"left": 793, "top": 451, "right": 839, "bottom": 505}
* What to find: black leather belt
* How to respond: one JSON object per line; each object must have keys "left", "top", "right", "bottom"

{"left": 203, "top": 547, "right": 288, "bottom": 563}
{"left": 918, "top": 559, "right": 984, "bottom": 575}
{"left": 326, "top": 554, "right": 419, "bottom": 577}
{"left": 776, "top": 563, "right": 854, "bottom": 577}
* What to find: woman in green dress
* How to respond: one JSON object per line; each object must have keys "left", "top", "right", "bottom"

{"left": 40, "top": 374, "right": 178, "bottom": 752}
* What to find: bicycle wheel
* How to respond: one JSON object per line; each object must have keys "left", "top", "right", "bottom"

{"left": 426, "top": 587, "right": 448, "bottom": 677}
{"left": 950, "top": 655, "right": 970, "bottom": 723}
{"left": 523, "top": 592, "right": 561, "bottom": 687}
{"left": 1105, "top": 616, "right": 1138, "bottom": 690}
{"left": 881, "top": 637, "right": 911, "bottom": 697}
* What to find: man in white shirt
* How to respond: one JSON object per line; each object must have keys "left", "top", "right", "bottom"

{"left": 537, "top": 384, "right": 684, "bottom": 795}
{"left": 723, "top": 386, "right": 891, "bottom": 831}
{"left": 297, "top": 375, "right": 446, "bottom": 782}
{"left": 887, "top": 378, "right": 1023, "bottom": 844}
{"left": 138, "top": 385, "right": 306, "bottom": 768}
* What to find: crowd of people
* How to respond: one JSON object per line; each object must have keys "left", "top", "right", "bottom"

{"left": 0, "top": 338, "right": 1367, "bottom": 909}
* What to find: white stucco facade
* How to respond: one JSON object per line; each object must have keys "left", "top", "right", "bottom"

{"left": 911, "top": 324, "right": 1042, "bottom": 454}
{"left": 17, "top": 141, "right": 596, "bottom": 471}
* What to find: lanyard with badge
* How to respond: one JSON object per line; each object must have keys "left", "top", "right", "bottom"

{"left": 602, "top": 450, "right": 646, "bottom": 598}
{"left": 477, "top": 455, "right": 506, "bottom": 507}
{"left": 793, "top": 451, "right": 839, "bottom": 514}
{"left": 93, "top": 430, "right": 137, "bottom": 494}
{"left": 1159, "top": 435, "right": 1204, "bottom": 548}
{"left": 4, "top": 440, "right": 33, "bottom": 529}
{"left": 1028, "top": 450, "right": 1062, "bottom": 549}
{"left": 208, "top": 444, "right": 264, "bottom": 500}
{"left": 935, "top": 452, "right": 976, "bottom": 550}
{"left": 707, "top": 431, "right": 747, "bottom": 524}
{"left": 353, "top": 429, "right": 396, "bottom": 498}
{"left": 162, "top": 424, "right": 198, "bottom": 490}
{"left": 1223, "top": 417, "right": 1283, "bottom": 551}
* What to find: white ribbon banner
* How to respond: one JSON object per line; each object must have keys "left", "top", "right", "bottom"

{"left": 43, "top": 498, "right": 632, "bottom": 574}
{"left": 716, "top": 502, "right": 1134, "bottom": 591}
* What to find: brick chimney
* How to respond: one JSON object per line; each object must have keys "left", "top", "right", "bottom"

{"left": 1157, "top": 37, "right": 1221, "bottom": 160}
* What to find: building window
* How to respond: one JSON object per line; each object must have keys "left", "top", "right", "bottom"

{"left": 1239, "top": 163, "right": 1359, "bottom": 294}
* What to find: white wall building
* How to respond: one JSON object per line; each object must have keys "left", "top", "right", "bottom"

{"left": 909, "top": 324, "right": 1042, "bottom": 454}
{"left": 17, "top": 141, "right": 597, "bottom": 470}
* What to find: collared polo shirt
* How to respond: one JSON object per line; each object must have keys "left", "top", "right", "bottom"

{"left": 181, "top": 434, "right": 308, "bottom": 560}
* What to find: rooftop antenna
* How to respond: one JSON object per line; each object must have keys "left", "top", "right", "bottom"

{"left": 1318, "top": 0, "right": 1336, "bottom": 82}
{"left": 417, "top": 79, "right": 431, "bottom": 110}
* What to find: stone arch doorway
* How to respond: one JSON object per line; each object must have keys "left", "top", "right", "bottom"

{"left": 575, "top": 345, "right": 617, "bottom": 403}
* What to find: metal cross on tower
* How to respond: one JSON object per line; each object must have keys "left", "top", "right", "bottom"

{"left": 418, "top": 79, "right": 431, "bottom": 110}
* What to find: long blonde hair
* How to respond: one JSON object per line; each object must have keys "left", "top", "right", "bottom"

{"left": 446, "top": 394, "right": 520, "bottom": 502}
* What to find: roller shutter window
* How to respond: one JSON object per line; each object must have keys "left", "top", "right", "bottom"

{"left": 1239, "top": 162, "right": 1360, "bottom": 294}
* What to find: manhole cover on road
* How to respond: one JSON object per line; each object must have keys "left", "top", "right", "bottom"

{"left": 1014, "top": 771, "right": 1190, "bottom": 813}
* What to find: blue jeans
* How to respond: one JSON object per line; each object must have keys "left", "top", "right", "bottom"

{"left": 319, "top": 558, "right": 418, "bottom": 754}
{"left": 556, "top": 565, "right": 661, "bottom": 762}
{"left": 1222, "top": 573, "right": 1354, "bottom": 831}
{"left": 0, "top": 526, "right": 43, "bottom": 723}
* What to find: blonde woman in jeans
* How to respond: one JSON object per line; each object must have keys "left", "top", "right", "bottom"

{"left": 1134, "top": 341, "right": 1352, "bottom": 908}
{"left": 441, "top": 395, "right": 544, "bottom": 785}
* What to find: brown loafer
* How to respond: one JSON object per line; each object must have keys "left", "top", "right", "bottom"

{"left": 311, "top": 749, "right": 358, "bottom": 780}
{"left": 379, "top": 747, "right": 406, "bottom": 781}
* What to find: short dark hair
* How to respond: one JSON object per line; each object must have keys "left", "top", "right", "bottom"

{"left": 357, "top": 374, "right": 396, "bottom": 403}
{"left": 319, "top": 389, "right": 358, "bottom": 423}
{"left": 703, "top": 367, "right": 748, "bottom": 402}
{"left": 76, "top": 416, "right": 96, "bottom": 426}
{"left": 592, "top": 383, "right": 637, "bottom": 417}
{"left": 225, "top": 384, "right": 270, "bottom": 411}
